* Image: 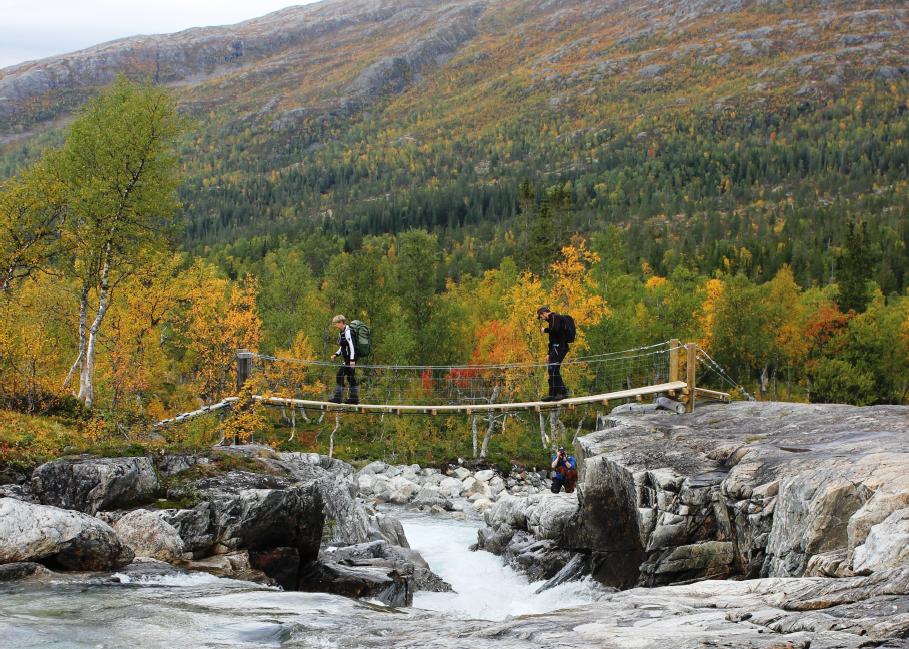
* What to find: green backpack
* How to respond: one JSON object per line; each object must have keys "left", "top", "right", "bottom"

{"left": 349, "top": 320, "right": 372, "bottom": 358}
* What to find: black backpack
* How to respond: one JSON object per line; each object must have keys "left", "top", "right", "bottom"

{"left": 561, "top": 314, "right": 577, "bottom": 344}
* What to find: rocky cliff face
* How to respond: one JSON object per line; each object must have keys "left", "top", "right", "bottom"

{"left": 482, "top": 402, "right": 909, "bottom": 590}
{"left": 0, "top": 0, "right": 487, "bottom": 134}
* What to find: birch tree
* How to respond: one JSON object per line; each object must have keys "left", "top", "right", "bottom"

{"left": 0, "top": 160, "right": 66, "bottom": 294}
{"left": 58, "top": 76, "right": 183, "bottom": 408}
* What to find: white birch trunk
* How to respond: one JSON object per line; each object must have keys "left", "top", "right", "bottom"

{"left": 78, "top": 242, "right": 113, "bottom": 408}
{"left": 63, "top": 282, "right": 90, "bottom": 389}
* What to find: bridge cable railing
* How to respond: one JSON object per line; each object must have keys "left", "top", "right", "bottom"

{"left": 244, "top": 340, "right": 682, "bottom": 411}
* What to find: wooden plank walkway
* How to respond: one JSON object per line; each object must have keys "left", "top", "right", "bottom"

{"left": 252, "top": 381, "right": 690, "bottom": 415}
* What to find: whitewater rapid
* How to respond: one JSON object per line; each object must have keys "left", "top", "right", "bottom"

{"left": 402, "top": 515, "right": 602, "bottom": 621}
{"left": 0, "top": 513, "right": 603, "bottom": 649}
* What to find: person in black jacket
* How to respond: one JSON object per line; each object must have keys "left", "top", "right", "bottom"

{"left": 329, "top": 315, "right": 359, "bottom": 404}
{"left": 537, "top": 306, "right": 570, "bottom": 401}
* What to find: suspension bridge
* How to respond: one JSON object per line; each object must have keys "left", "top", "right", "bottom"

{"left": 156, "top": 340, "right": 740, "bottom": 428}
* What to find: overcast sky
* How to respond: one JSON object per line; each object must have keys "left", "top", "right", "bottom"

{"left": 0, "top": 0, "right": 323, "bottom": 69}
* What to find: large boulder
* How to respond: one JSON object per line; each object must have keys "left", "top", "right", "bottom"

{"left": 158, "top": 503, "right": 214, "bottom": 557}
{"left": 412, "top": 485, "right": 451, "bottom": 510}
{"left": 526, "top": 492, "right": 578, "bottom": 540}
{"left": 193, "top": 471, "right": 324, "bottom": 560}
{"left": 112, "top": 509, "right": 185, "bottom": 562}
{"left": 0, "top": 497, "right": 133, "bottom": 570}
{"left": 31, "top": 456, "right": 160, "bottom": 514}
{"left": 365, "top": 509, "right": 410, "bottom": 547}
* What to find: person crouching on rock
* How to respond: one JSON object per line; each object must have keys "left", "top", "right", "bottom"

{"left": 329, "top": 315, "right": 359, "bottom": 405}
{"left": 551, "top": 446, "right": 578, "bottom": 494}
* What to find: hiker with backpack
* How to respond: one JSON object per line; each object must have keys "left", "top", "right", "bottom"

{"left": 329, "top": 315, "right": 360, "bottom": 404}
{"left": 537, "top": 306, "right": 575, "bottom": 401}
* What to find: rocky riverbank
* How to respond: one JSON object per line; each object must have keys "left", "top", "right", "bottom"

{"left": 3, "top": 401, "right": 909, "bottom": 647}
{"left": 0, "top": 447, "right": 456, "bottom": 605}
{"left": 470, "top": 401, "right": 909, "bottom": 646}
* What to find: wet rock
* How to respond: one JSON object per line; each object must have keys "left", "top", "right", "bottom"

{"left": 0, "top": 561, "right": 53, "bottom": 582}
{"left": 249, "top": 547, "right": 300, "bottom": 590}
{"left": 298, "top": 559, "right": 411, "bottom": 606}
{"left": 31, "top": 456, "right": 160, "bottom": 514}
{"left": 322, "top": 539, "right": 451, "bottom": 595}
{"left": 526, "top": 492, "right": 577, "bottom": 540}
{"left": 502, "top": 531, "right": 576, "bottom": 582}
{"left": 479, "top": 402, "right": 909, "bottom": 590}
{"left": 183, "top": 550, "right": 274, "bottom": 585}
{"left": 573, "top": 402, "right": 909, "bottom": 587}
{"left": 0, "top": 497, "right": 133, "bottom": 570}
{"left": 158, "top": 504, "right": 214, "bottom": 556}
{"left": 365, "top": 509, "right": 409, "bottom": 547}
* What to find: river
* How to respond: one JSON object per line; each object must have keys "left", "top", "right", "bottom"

{"left": 0, "top": 514, "right": 604, "bottom": 648}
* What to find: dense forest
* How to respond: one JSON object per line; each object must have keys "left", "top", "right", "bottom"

{"left": 183, "top": 81, "right": 909, "bottom": 302}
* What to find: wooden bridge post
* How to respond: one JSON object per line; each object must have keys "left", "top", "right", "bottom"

{"left": 669, "top": 339, "right": 681, "bottom": 383}
{"left": 685, "top": 342, "right": 697, "bottom": 413}
{"left": 234, "top": 350, "right": 254, "bottom": 446}
{"left": 236, "top": 349, "right": 253, "bottom": 392}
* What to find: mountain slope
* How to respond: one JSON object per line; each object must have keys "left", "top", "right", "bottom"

{"left": 1, "top": 0, "right": 908, "bottom": 290}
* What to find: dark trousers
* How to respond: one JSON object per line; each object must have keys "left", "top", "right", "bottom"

{"left": 333, "top": 363, "right": 358, "bottom": 399}
{"left": 547, "top": 343, "right": 569, "bottom": 397}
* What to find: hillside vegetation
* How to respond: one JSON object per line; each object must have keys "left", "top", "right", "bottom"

{"left": 1, "top": 1, "right": 908, "bottom": 467}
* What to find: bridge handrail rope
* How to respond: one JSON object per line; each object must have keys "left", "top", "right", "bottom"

{"left": 695, "top": 345, "right": 756, "bottom": 402}
{"left": 249, "top": 340, "right": 679, "bottom": 371}
{"left": 155, "top": 339, "right": 743, "bottom": 428}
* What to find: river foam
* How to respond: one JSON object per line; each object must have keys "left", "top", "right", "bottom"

{"left": 402, "top": 514, "right": 604, "bottom": 621}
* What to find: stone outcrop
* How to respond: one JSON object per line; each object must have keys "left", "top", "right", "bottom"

{"left": 0, "top": 497, "right": 133, "bottom": 570}
{"left": 483, "top": 402, "right": 909, "bottom": 590}
{"left": 442, "top": 565, "right": 909, "bottom": 649}
{"left": 30, "top": 456, "right": 160, "bottom": 514}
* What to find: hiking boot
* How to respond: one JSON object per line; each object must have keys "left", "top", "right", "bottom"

{"left": 345, "top": 397, "right": 359, "bottom": 405}
{"left": 553, "top": 392, "right": 568, "bottom": 401}
{"left": 328, "top": 395, "right": 343, "bottom": 404}
{"left": 541, "top": 395, "right": 557, "bottom": 402}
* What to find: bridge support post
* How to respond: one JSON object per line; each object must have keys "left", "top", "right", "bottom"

{"left": 669, "top": 339, "right": 681, "bottom": 383}
{"left": 234, "top": 350, "right": 254, "bottom": 446}
{"left": 685, "top": 342, "right": 697, "bottom": 413}
{"left": 236, "top": 349, "right": 253, "bottom": 392}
